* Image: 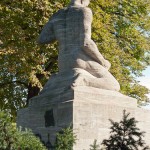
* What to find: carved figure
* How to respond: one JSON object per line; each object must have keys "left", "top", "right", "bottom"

{"left": 38, "top": 0, "right": 120, "bottom": 92}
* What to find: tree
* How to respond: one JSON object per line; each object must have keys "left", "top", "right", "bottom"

{"left": 0, "top": 0, "right": 150, "bottom": 119}
{"left": 54, "top": 127, "right": 77, "bottom": 150}
{"left": 0, "top": 110, "right": 46, "bottom": 150}
{"left": 90, "top": 0, "right": 150, "bottom": 104}
{"left": 101, "top": 110, "right": 150, "bottom": 150}
{"left": 89, "top": 139, "right": 100, "bottom": 150}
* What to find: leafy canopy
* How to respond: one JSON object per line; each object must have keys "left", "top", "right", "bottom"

{"left": 0, "top": 0, "right": 150, "bottom": 119}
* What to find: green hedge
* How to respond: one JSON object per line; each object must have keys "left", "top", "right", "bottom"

{"left": 0, "top": 111, "right": 46, "bottom": 150}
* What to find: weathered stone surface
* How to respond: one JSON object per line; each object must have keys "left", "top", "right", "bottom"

{"left": 38, "top": 0, "right": 120, "bottom": 91}
{"left": 17, "top": 87, "right": 150, "bottom": 149}
{"left": 73, "top": 98, "right": 150, "bottom": 149}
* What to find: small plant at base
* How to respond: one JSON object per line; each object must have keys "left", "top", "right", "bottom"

{"left": 89, "top": 139, "right": 100, "bottom": 150}
{"left": 54, "top": 126, "right": 77, "bottom": 150}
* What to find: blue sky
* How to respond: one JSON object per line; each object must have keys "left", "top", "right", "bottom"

{"left": 138, "top": 66, "right": 150, "bottom": 109}
{"left": 138, "top": 66, "right": 150, "bottom": 86}
{"left": 142, "top": 66, "right": 150, "bottom": 78}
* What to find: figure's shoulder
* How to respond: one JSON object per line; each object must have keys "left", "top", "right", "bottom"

{"left": 80, "top": 7, "right": 93, "bottom": 16}
{"left": 50, "top": 8, "right": 67, "bottom": 20}
{"left": 49, "top": 7, "right": 92, "bottom": 20}
{"left": 83, "top": 7, "right": 92, "bottom": 13}
{"left": 68, "top": 6, "right": 92, "bottom": 13}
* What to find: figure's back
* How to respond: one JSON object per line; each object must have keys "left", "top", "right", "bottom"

{"left": 53, "top": 7, "right": 92, "bottom": 53}
{"left": 51, "top": 7, "right": 92, "bottom": 71}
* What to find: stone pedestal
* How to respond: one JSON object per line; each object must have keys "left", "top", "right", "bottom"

{"left": 17, "top": 86, "right": 150, "bottom": 149}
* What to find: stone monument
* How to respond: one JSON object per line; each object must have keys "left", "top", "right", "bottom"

{"left": 17, "top": 0, "right": 150, "bottom": 149}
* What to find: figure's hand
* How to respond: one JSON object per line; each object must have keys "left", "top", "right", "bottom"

{"left": 103, "top": 60, "right": 111, "bottom": 70}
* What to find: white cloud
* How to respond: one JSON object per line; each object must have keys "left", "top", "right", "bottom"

{"left": 138, "top": 77, "right": 150, "bottom": 90}
{"left": 138, "top": 77, "right": 150, "bottom": 109}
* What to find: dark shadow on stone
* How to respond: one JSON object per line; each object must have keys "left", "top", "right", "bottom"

{"left": 44, "top": 109, "right": 55, "bottom": 127}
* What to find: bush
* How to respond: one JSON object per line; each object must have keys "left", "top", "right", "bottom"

{"left": 89, "top": 139, "right": 100, "bottom": 150}
{"left": 54, "top": 126, "right": 77, "bottom": 150}
{"left": 0, "top": 110, "right": 46, "bottom": 150}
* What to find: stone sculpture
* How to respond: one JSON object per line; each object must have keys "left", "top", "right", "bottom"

{"left": 38, "top": 0, "right": 120, "bottom": 93}
{"left": 17, "top": 1, "right": 150, "bottom": 148}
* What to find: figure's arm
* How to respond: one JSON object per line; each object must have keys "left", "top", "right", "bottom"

{"left": 83, "top": 39, "right": 111, "bottom": 70}
{"left": 82, "top": 8, "right": 111, "bottom": 69}
{"left": 38, "top": 20, "right": 56, "bottom": 44}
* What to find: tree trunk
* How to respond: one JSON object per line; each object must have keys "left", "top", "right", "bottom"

{"left": 27, "top": 83, "right": 40, "bottom": 105}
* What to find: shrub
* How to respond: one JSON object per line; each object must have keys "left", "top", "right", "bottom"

{"left": 89, "top": 139, "right": 100, "bottom": 150}
{"left": 54, "top": 126, "right": 77, "bottom": 150}
{"left": 0, "top": 110, "right": 46, "bottom": 150}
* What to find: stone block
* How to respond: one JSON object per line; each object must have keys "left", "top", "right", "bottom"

{"left": 17, "top": 86, "right": 150, "bottom": 149}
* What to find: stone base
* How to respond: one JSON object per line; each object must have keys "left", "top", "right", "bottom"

{"left": 17, "top": 86, "right": 150, "bottom": 149}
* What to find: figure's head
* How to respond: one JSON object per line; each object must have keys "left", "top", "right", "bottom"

{"left": 70, "top": 0, "right": 90, "bottom": 7}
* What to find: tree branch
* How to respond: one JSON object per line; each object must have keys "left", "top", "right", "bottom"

{"left": 36, "top": 56, "right": 58, "bottom": 80}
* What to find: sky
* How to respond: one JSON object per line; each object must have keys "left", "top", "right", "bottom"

{"left": 138, "top": 66, "right": 150, "bottom": 109}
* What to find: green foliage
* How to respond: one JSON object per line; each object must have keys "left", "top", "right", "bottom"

{"left": 0, "top": 0, "right": 150, "bottom": 119}
{"left": 101, "top": 110, "right": 150, "bottom": 150}
{"left": 90, "top": 0, "right": 150, "bottom": 103}
{"left": 55, "top": 127, "right": 77, "bottom": 150}
{"left": 0, "top": 110, "right": 46, "bottom": 150}
{"left": 0, "top": 0, "right": 60, "bottom": 118}
{"left": 89, "top": 139, "right": 100, "bottom": 150}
